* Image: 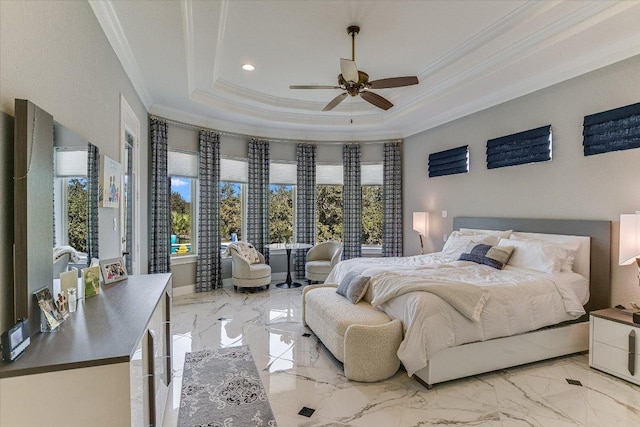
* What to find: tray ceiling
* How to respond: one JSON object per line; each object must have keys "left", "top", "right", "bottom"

{"left": 90, "top": 0, "right": 640, "bottom": 141}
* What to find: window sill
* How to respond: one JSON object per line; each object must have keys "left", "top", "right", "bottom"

{"left": 171, "top": 254, "right": 197, "bottom": 266}
{"left": 361, "top": 245, "right": 382, "bottom": 257}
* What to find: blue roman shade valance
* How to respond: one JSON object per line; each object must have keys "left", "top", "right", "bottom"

{"left": 583, "top": 102, "right": 640, "bottom": 156}
{"left": 486, "top": 125, "right": 552, "bottom": 169}
{"left": 428, "top": 145, "right": 468, "bottom": 178}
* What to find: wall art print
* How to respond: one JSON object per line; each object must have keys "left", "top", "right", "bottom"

{"left": 99, "top": 154, "right": 121, "bottom": 208}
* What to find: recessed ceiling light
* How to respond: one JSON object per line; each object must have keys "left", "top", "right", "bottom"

{"left": 242, "top": 63, "right": 255, "bottom": 71}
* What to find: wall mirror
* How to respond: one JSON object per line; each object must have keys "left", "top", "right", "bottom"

{"left": 53, "top": 123, "right": 100, "bottom": 271}
{"left": 13, "top": 99, "right": 99, "bottom": 336}
{"left": 14, "top": 99, "right": 54, "bottom": 335}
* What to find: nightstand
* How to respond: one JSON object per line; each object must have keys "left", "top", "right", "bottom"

{"left": 590, "top": 308, "right": 640, "bottom": 385}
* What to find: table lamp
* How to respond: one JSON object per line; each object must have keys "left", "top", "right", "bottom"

{"left": 412, "top": 212, "right": 429, "bottom": 254}
{"left": 619, "top": 213, "right": 640, "bottom": 286}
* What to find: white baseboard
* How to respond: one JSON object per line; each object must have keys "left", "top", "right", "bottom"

{"left": 174, "top": 272, "right": 292, "bottom": 296}
{"left": 172, "top": 284, "right": 196, "bottom": 297}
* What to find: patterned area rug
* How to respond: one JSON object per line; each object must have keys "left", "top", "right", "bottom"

{"left": 178, "top": 346, "right": 277, "bottom": 427}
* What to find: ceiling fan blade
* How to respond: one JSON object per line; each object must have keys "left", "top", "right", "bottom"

{"left": 289, "top": 85, "right": 341, "bottom": 89}
{"left": 360, "top": 91, "right": 393, "bottom": 110}
{"left": 323, "top": 93, "right": 348, "bottom": 111}
{"left": 368, "top": 76, "right": 419, "bottom": 89}
{"left": 340, "top": 58, "right": 359, "bottom": 83}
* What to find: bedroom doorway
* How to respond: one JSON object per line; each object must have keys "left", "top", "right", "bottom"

{"left": 120, "top": 95, "right": 141, "bottom": 274}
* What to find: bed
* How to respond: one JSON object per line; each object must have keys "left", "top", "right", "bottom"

{"left": 326, "top": 217, "right": 611, "bottom": 387}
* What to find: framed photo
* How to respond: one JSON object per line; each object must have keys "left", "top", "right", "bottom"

{"left": 99, "top": 257, "right": 128, "bottom": 284}
{"left": 33, "top": 287, "right": 64, "bottom": 330}
{"left": 82, "top": 266, "right": 101, "bottom": 299}
{"left": 99, "top": 155, "right": 121, "bottom": 208}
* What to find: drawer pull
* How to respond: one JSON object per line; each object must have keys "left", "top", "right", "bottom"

{"left": 629, "top": 330, "right": 636, "bottom": 376}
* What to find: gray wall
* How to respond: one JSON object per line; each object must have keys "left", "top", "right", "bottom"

{"left": 0, "top": 1, "right": 148, "bottom": 331}
{"left": 404, "top": 54, "right": 640, "bottom": 307}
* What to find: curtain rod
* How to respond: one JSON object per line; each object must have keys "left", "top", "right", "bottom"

{"left": 148, "top": 114, "right": 402, "bottom": 146}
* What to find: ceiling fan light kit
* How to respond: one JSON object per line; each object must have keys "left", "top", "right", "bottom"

{"left": 289, "top": 25, "right": 419, "bottom": 111}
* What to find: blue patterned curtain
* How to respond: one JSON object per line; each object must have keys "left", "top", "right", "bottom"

{"left": 342, "top": 144, "right": 362, "bottom": 259}
{"left": 382, "top": 141, "right": 403, "bottom": 257}
{"left": 149, "top": 117, "right": 171, "bottom": 273}
{"left": 295, "top": 143, "right": 316, "bottom": 278}
{"left": 247, "top": 139, "right": 270, "bottom": 263}
{"left": 124, "top": 135, "right": 133, "bottom": 270}
{"left": 86, "top": 142, "right": 100, "bottom": 265}
{"left": 196, "top": 130, "right": 222, "bottom": 291}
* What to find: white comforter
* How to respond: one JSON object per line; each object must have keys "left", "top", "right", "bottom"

{"left": 326, "top": 254, "right": 588, "bottom": 376}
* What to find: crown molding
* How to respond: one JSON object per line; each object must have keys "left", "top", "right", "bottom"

{"left": 379, "top": 0, "right": 631, "bottom": 124}
{"left": 88, "top": 0, "right": 153, "bottom": 108}
{"left": 181, "top": 0, "right": 195, "bottom": 95}
{"left": 149, "top": 103, "right": 402, "bottom": 142}
{"left": 211, "top": 0, "right": 229, "bottom": 87}
{"left": 190, "top": 88, "right": 386, "bottom": 127}
{"left": 416, "top": 0, "right": 556, "bottom": 78}
{"left": 401, "top": 33, "right": 640, "bottom": 138}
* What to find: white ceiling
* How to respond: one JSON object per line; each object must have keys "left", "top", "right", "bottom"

{"left": 90, "top": 0, "right": 640, "bottom": 142}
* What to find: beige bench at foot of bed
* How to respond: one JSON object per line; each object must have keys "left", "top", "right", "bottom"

{"left": 302, "top": 284, "right": 403, "bottom": 382}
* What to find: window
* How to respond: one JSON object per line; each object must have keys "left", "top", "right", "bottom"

{"left": 315, "top": 163, "right": 383, "bottom": 249}
{"left": 269, "top": 162, "right": 296, "bottom": 243}
{"left": 361, "top": 164, "right": 383, "bottom": 247}
{"left": 361, "top": 185, "right": 383, "bottom": 245}
{"left": 316, "top": 164, "right": 343, "bottom": 243}
{"left": 59, "top": 177, "right": 88, "bottom": 253}
{"left": 316, "top": 185, "right": 343, "bottom": 243}
{"left": 54, "top": 147, "right": 88, "bottom": 259}
{"left": 168, "top": 150, "right": 198, "bottom": 257}
{"left": 220, "top": 181, "right": 243, "bottom": 243}
{"left": 269, "top": 184, "right": 294, "bottom": 243}
{"left": 220, "top": 157, "right": 248, "bottom": 250}
{"left": 170, "top": 176, "right": 195, "bottom": 256}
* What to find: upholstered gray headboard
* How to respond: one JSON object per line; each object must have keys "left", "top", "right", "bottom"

{"left": 453, "top": 217, "right": 611, "bottom": 313}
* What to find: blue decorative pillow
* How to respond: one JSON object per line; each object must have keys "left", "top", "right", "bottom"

{"left": 458, "top": 243, "right": 514, "bottom": 270}
{"left": 336, "top": 273, "right": 370, "bottom": 304}
{"left": 336, "top": 272, "right": 356, "bottom": 297}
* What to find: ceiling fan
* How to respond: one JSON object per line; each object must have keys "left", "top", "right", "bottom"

{"left": 289, "top": 25, "right": 419, "bottom": 111}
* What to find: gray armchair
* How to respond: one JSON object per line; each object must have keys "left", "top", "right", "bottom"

{"left": 229, "top": 243, "right": 271, "bottom": 291}
{"left": 305, "top": 241, "right": 342, "bottom": 284}
{"left": 53, "top": 253, "right": 70, "bottom": 280}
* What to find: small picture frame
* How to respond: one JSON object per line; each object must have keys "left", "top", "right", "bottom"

{"left": 33, "top": 287, "right": 64, "bottom": 331}
{"left": 99, "top": 257, "right": 128, "bottom": 284}
{"left": 82, "top": 266, "right": 101, "bottom": 299}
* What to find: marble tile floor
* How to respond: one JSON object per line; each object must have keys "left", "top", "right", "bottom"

{"left": 162, "top": 284, "right": 640, "bottom": 427}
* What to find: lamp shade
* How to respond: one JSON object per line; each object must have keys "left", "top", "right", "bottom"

{"left": 412, "top": 212, "right": 429, "bottom": 236}
{"left": 619, "top": 214, "right": 640, "bottom": 265}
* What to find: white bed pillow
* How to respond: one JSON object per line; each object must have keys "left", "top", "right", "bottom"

{"left": 509, "top": 232, "right": 581, "bottom": 272}
{"left": 498, "top": 238, "right": 568, "bottom": 274}
{"left": 459, "top": 228, "right": 512, "bottom": 245}
{"left": 442, "top": 231, "right": 495, "bottom": 257}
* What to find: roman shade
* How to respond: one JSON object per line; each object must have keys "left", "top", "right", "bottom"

{"left": 316, "top": 163, "right": 380, "bottom": 185}
{"left": 362, "top": 164, "right": 383, "bottom": 185}
{"left": 55, "top": 148, "right": 88, "bottom": 177}
{"left": 583, "top": 102, "right": 640, "bottom": 156}
{"left": 486, "top": 125, "right": 551, "bottom": 169}
{"left": 220, "top": 157, "right": 248, "bottom": 182}
{"left": 428, "top": 145, "right": 468, "bottom": 177}
{"left": 317, "top": 164, "right": 343, "bottom": 185}
{"left": 168, "top": 149, "right": 198, "bottom": 178}
{"left": 270, "top": 162, "right": 297, "bottom": 185}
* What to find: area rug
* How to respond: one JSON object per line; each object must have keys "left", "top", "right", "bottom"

{"left": 178, "top": 346, "right": 278, "bottom": 427}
